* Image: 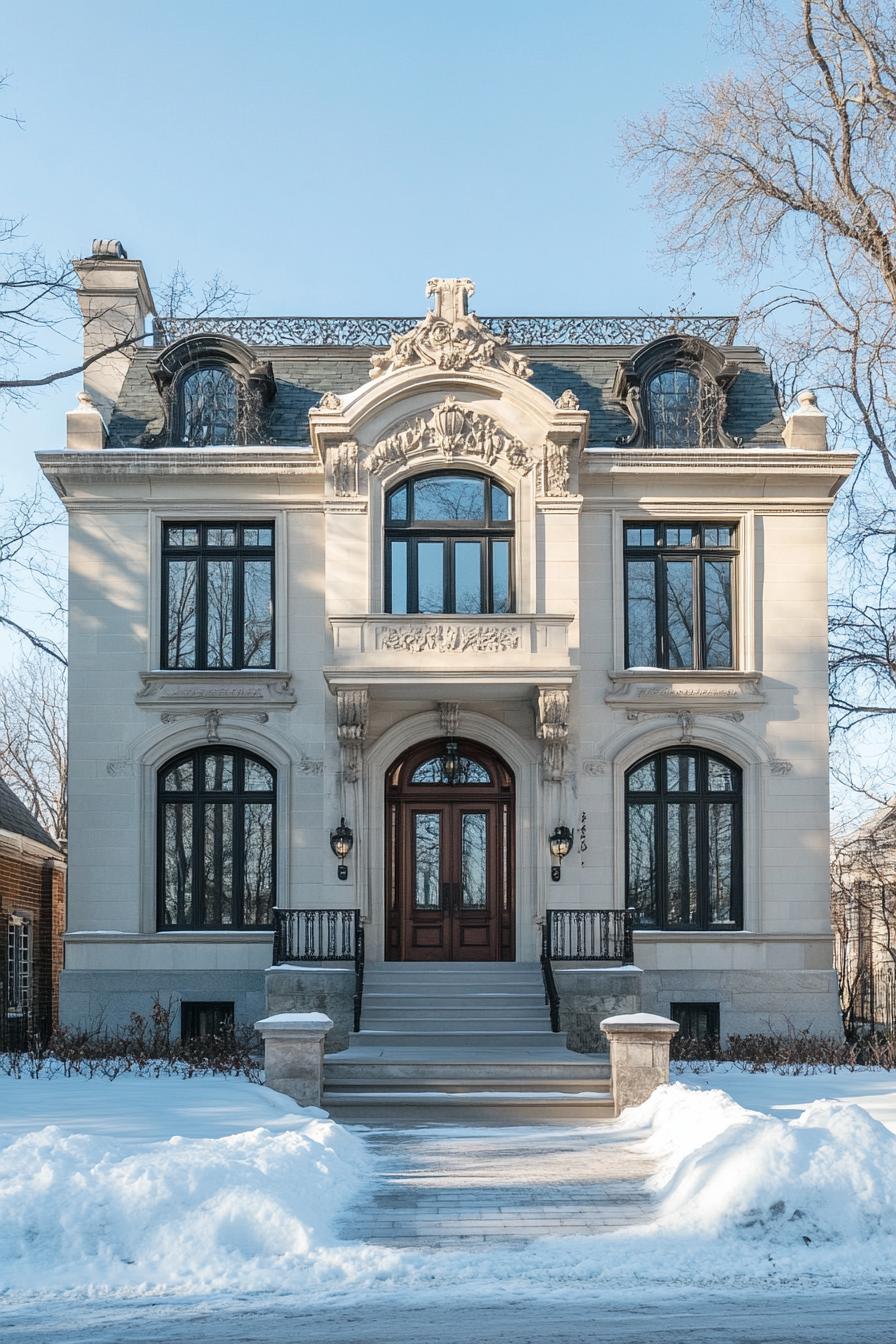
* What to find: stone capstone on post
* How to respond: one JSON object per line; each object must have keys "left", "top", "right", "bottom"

{"left": 600, "top": 1012, "right": 680, "bottom": 1116}
{"left": 254, "top": 1012, "right": 334, "bottom": 1108}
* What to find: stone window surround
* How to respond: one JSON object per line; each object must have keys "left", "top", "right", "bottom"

{"left": 609, "top": 506, "right": 757, "bottom": 676}
{"left": 135, "top": 718, "right": 295, "bottom": 937}
{"left": 147, "top": 506, "right": 291, "bottom": 679}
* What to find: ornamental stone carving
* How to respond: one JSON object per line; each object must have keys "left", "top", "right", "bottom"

{"left": 554, "top": 389, "right": 579, "bottom": 410}
{"left": 377, "top": 623, "right": 522, "bottom": 654}
{"left": 769, "top": 758, "right": 793, "bottom": 775}
{"left": 364, "top": 396, "right": 532, "bottom": 477}
{"left": 369, "top": 278, "right": 532, "bottom": 382}
{"left": 439, "top": 702, "right": 461, "bottom": 735}
{"left": 336, "top": 688, "right": 369, "bottom": 784}
{"left": 536, "top": 686, "right": 570, "bottom": 783}
{"left": 542, "top": 441, "right": 571, "bottom": 497}
{"left": 331, "top": 439, "right": 359, "bottom": 496}
{"left": 316, "top": 391, "right": 342, "bottom": 411}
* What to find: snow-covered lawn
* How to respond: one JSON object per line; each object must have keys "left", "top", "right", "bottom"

{"left": 1, "top": 1064, "right": 896, "bottom": 1333}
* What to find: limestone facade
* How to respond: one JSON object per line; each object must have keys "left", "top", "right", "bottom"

{"left": 41, "top": 250, "right": 855, "bottom": 1043}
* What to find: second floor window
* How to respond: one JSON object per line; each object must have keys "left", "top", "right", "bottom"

{"left": 624, "top": 522, "right": 736, "bottom": 670}
{"left": 163, "top": 523, "right": 274, "bottom": 669}
{"left": 385, "top": 472, "right": 514, "bottom": 615}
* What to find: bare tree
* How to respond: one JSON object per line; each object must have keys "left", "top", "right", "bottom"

{"left": 0, "top": 486, "right": 65, "bottom": 664}
{"left": 0, "top": 649, "right": 67, "bottom": 840}
{"left": 624, "top": 0, "right": 896, "bottom": 736}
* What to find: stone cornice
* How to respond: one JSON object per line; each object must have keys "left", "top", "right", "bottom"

{"left": 582, "top": 447, "right": 856, "bottom": 480}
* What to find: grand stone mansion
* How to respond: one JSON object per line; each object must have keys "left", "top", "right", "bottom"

{"left": 41, "top": 243, "right": 853, "bottom": 1056}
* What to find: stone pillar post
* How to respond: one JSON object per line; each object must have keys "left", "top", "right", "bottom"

{"left": 255, "top": 1012, "right": 334, "bottom": 1108}
{"left": 600, "top": 1013, "right": 679, "bottom": 1116}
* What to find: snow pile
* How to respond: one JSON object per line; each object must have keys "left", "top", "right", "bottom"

{"left": 0, "top": 1097, "right": 371, "bottom": 1294}
{"left": 620, "top": 1082, "right": 896, "bottom": 1243}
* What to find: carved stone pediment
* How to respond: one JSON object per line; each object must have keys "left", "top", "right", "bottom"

{"left": 364, "top": 396, "right": 533, "bottom": 477}
{"left": 369, "top": 278, "right": 532, "bottom": 382}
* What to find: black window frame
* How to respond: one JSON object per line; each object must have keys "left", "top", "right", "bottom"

{"left": 161, "top": 521, "right": 275, "bottom": 670}
{"left": 175, "top": 362, "right": 241, "bottom": 447}
{"left": 157, "top": 746, "right": 276, "bottom": 931}
{"left": 181, "top": 1000, "right": 236, "bottom": 1040}
{"left": 670, "top": 1002, "right": 721, "bottom": 1041}
{"left": 645, "top": 366, "right": 703, "bottom": 449}
{"left": 384, "top": 470, "right": 515, "bottom": 615}
{"left": 625, "top": 747, "right": 743, "bottom": 931}
{"left": 623, "top": 521, "right": 737, "bottom": 670}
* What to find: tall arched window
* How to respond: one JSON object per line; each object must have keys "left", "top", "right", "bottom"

{"left": 178, "top": 366, "right": 239, "bottom": 446}
{"left": 158, "top": 747, "right": 275, "bottom": 930}
{"left": 647, "top": 369, "right": 702, "bottom": 449}
{"left": 626, "top": 748, "right": 742, "bottom": 930}
{"left": 385, "top": 471, "right": 514, "bottom": 614}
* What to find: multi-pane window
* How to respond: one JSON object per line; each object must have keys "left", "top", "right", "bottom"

{"left": 647, "top": 369, "right": 702, "bottom": 449}
{"left": 159, "top": 748, "right": 275, "bottom": 930}
{"left": 179, "top": 366, "right": 239, "bottom": 446}
{"left": 624, "top": 522, "right": 736, "bottom": 670}
{"left": 7, "top": 916, "right": 31, "bottom": 1016}
{"left": 385, "top": 472, "right": 514, "bottom": 614}
{"left": 162, "top": 523, "right": 274, "bottom": 669}
{"left": 626, "top": 748, "right": 742, "bottom": 931}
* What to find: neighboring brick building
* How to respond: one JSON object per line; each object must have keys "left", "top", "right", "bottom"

{"left": 0, "top": 778, "right": 66, "bottom": 1035}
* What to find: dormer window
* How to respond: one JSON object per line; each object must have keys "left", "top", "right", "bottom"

{"left": 385, "top": 471, "right": 514, "bottom": 615}
{"left": 179, "top": 366, "right": 239, "bottom": 446}
{"left": 150, "top": 334, "right": 275, "bottom": 447}
{"left": 646, "top": 369, "right": 701, "bottom": 449}
{"left": 614, "top": 335, "right": 741, "bottom": 451}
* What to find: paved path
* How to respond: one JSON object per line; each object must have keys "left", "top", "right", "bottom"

{"left": 336, "top": 1121, "right": 658, "bottom": 1246}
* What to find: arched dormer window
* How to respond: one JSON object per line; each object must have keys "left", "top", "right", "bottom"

{"left": 385, "top": 471, "right": 514, "bottom": 615}
{"left": 613, "top": 336, "right": 741, "bottom": 450}
{"left": 149, "top": 335, "right": 275, "bottom": 447}
{"left": 626, "top": 747, "right": 742, "bottom": 930}
{"left": 158, "top": 746, "right": 275, "bottom": 930}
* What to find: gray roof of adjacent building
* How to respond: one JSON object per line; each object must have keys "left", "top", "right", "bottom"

{"left": 0, "top": 778, "right": 61, "bottom": 853}
{"left": 107, "top": 339, "right": 786, "bottom": 450}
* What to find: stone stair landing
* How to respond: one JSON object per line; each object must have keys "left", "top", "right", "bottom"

{"left": 323, "top": 962, "right": 612, "bottom": 1123}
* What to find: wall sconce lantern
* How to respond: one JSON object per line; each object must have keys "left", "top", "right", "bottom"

{"left": 440, "top": 738, "right": 460, "bottom": 785}
{"left": 549, "top": 824, "right": 573, "bottom": 882}
{"left": 330, "top": 817, "right": 353, "bottom": 880}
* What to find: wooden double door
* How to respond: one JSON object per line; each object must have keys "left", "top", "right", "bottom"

{"left": 385, "top": 739, "right": 514, "bottom": 961}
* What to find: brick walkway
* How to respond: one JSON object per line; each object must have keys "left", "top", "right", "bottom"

{"left": 337, "top": 1124, "right": 658, "bottom": 1247}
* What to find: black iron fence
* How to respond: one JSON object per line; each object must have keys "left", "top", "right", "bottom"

{"left": 540, "top": 909, "right": 636, "bottom": 1032}
{"left": 272, "top": 909, "right": 365, "bottom": 1032}
{"left": 847, "top": 966, "right": 896, "bottom": 1032}
{"left": 0, "top": 1007, "right": 50, "bottom": 1051}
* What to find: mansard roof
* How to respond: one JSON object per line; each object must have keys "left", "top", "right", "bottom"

{"left": 107, "top": 320, "right": 786, "bottom": 450}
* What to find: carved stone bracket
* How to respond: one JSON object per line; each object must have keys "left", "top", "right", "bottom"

{"left": 364, "top": 396, "right": 533, "bottom": 478}
{"left": 337, "top": 688, "right": 369, "bottom": 783}
{"left": 330, "top": 439, "right": 359, "bottom": 496}
{"left": 541, "top": 440, "right": 571, "bottom": 497}
{"left": 369, "top": 278, "right": 532, "bottom": 382}
{"left": 535, "top": 686, "right": 570, "bottom": 783}
{"left": 439, "top": 702, "right": 461, "bottom": 735}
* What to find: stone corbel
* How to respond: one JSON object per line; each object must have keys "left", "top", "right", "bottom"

{"left": 337, "top": 688, "right": 369, "bottom": 783}
{"left": 535, "top": 685, "right": 570, "bottom": 783}
{"left": 329, "top": 439, "right": 359, "bottom": 497}
{"left": 541, "top": 439, "right": 572, "bottom": 497}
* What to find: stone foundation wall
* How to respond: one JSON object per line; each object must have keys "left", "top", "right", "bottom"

{"left": 264, "top": 965, "right": 355, "bottom": 1051}
{"left": 553, "top": 967, "right": 642, "bottom": 1052}
{"left": 59, "top": 969, "right": 266, "bottom": 1034}
{"left": 638, "top": 969, "right": 843, "bottom": 1041}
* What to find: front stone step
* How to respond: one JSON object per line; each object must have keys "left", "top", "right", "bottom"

{"left": 350, "top": 1029, "right": 564, "bottom": 1048}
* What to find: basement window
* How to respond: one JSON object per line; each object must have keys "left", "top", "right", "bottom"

{"left": 181, "top": 1001, "right": 235, "bottom": 1041}
{"left": 670, "top": 1001, "right": 720, "bottom": 1041}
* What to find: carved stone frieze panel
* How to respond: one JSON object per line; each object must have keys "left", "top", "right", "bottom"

{"left": 137, "top": 672, "right": 296, "bottom": 709}
{"left": 369, "top": 278, "right": 532, "bottom": 382}
{"left": 364, "top": 396, "right": 533, "bottom": 478}
{"left": 376, "top": 622, "right": 523, "bottom": 654}
{"left": 541, "top": 440, "right": 571, "bottom": 497}
{"left": 605, "top": 673, "right": 763, "bottom": 713}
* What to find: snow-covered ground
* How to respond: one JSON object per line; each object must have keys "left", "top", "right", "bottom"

{"left": 1, "top": 1067, "right": 895, "bottom": 1342}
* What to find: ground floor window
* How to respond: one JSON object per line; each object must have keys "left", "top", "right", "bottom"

{"left": 6, "top": 916, "right": 31, "bottom": 1016}
{"left": 626, "top": 748, "right": 742, "bottom": 930}
{"left": 158, "top": 747, "right": 275, "bottom": 930}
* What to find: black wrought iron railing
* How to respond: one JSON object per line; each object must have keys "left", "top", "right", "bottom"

{"left": 153, "top": 313, "right": 739, "bottom": 349}
{"left": 272, "top": 909, "right": 366, "bottom": 1032}
{"left": 540, "top": 910, "right": 635, "bottom": 1033}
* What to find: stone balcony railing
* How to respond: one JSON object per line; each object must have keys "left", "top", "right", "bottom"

{"left": 326, "top": 614, "right": 575, "bottom": 694}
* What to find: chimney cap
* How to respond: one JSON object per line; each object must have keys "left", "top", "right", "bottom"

{"left": 91, "top": 239, "right": 128, "bottom": 260}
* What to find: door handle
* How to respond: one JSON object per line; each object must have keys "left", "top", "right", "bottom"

{"left": 441, "top": 881, "right": 452, "bottom": 911}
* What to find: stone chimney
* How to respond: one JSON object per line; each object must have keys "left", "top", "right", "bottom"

{"left": 781, "top": 389, "right": 828, "bottom": 451}
{"left": 72, "top": 240, "right": 155, "bottom": 428}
